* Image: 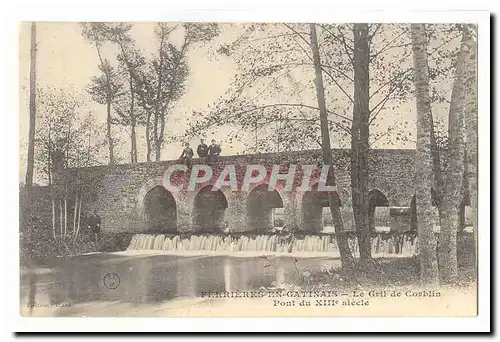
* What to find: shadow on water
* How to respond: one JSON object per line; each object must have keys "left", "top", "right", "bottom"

{"left": 20, "top": 254, "right": 339, "bottom": 307}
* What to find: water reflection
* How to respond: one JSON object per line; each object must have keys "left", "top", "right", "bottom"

{"left": 20, "top": 254, "right": 339, "bottom": 308}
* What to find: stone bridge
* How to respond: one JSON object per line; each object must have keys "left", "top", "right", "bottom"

{"left": 53, "top": 148, "right": 451, "bottom": 235}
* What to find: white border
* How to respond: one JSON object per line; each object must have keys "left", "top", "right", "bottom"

{"left": 1, "top": 0, "right": 491, "bottom": 334}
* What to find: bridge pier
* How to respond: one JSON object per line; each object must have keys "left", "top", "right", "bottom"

{"left": 282, "top": 191, "right": 298, "bottom": 232}
{"left": 176, "top": 192, "right": 191, "bottom": 233}
{"left": 245, "top": 184, "right": 284, "bottom": 233}
{"left": 225, "top": 191, "right": 246, "bottom": 233}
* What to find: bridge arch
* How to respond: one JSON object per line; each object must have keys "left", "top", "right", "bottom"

{"left": 368, "top": 189, "right": 390, "bottom": 233}
{"left": 136, "top": 179, "right": 181, "bottom": 232}
{"left": 192, "top": 185, "right": 229, "bottom": 233}
{"left": 143, "top": 185, "right": 178, "bottom": 233}
{"left": 246, "top": 183, "right": 284, "bottom": 233}
{"left": 300, "top": 182, "right": 341, "bottom": 233}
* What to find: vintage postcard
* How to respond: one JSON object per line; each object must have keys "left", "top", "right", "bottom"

{"left": 16, "top": 10, "right": 490, "bottom": 332}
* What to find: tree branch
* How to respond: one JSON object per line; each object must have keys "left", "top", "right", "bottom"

{"left": 320, "top": 67, "right": 354, "bottom": 104}
{"left": 368, "top": 94, "right": 393, "bottom": 126}
{"left": 321, "top": 63, "right": 354, "bottom": 83}
{"left": 369, "top": 130, "right": 391, "bottom": 148}
{"left": 369, "top": 67, "right": 413, "bottom": 100}
{"left": 369, "top": 28, "right": 409, "bottom": 61}
{"left": 283, "top": 23, "right": 313, "bottom": 49}
{"left": 368, "top": 24, "right": 383, "bottom": 41}
{"left": 319, "top": 24, "right": 354, "bottom": 65}
{"left": 239, "top": 103, "right": 353, "bottom": 122}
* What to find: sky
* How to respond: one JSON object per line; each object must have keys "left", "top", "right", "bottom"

{"left": 19, "top": 23, "right": 239, "bottom": 171}
{"left": 18, "top": 22, "right": 457, "bottom": 182}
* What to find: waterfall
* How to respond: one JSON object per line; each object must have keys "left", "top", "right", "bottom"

{"left": 126, "top": 233, "right": 418, "bottom": 257}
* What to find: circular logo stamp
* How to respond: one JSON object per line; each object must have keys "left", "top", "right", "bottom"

{"left": 103, "top": 273, "right": 120, "bottom": 290}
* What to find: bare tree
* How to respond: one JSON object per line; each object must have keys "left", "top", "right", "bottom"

{"left": 411, "top": 23, "right": 439, "bottom": 285}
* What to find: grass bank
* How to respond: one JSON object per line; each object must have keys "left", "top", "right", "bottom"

{"left": 297, "top": 256, "right": 476, "bottom": 290}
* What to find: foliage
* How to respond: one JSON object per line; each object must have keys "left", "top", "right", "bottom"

{"left": 20, "top": 196, "right": 97, "bottom": 261}
{"left": 107, "top": 24, "right": 147, "bottom": 127}
{"left": 81, "top": 22, "right": 124, "bottom": 164}
{"left": 34, "top": 86, "right": 106, "bottom": 185}
{"left": 182, "top": 23, "right": 460, "bottom": 166}
{"left": 97, "top": 233, "right": 135, "bottom": 252}
{"left": 81, "top": 22, "right": 219, "bottom": 162}
{"left": 181, "top": 23, "right": 461, "bottom": 264}
{"left": 87, "top": 61, "right": 124, "bottom": 106}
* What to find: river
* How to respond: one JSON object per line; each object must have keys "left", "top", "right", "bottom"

{"left": 20, "top": 252, "right": 340, "bottom": 316}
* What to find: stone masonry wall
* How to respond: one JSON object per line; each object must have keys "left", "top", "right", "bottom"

{"left": 56, "top": 149, "right": 416, "bottom": 234}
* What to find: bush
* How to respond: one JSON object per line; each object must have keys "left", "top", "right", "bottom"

{"left": 98, "top": 233, "right": 135, "bottom": 252}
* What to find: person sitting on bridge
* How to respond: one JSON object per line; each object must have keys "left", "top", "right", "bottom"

{"left": 197, "top": 138, "right": 208, "bottom": 158}
{"left": 207, "top": 139, "right": 221, "bottom": 163}
{"left": 179, "top": 142, "right": 194, "bottom": 169}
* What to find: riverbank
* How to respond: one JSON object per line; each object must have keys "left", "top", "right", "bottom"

{"left": 301, "top": 257, "right": 476, "bottom": 290}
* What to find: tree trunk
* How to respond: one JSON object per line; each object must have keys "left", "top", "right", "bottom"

{"left": 47, "top": 125, "right": 52, "bottom": 186}
{"left": 146, "top": 113, "right": 152, "bottom": 162}
{"left": 464, "top": 29, "right": 478, "bottom": 252}
{"left": 24, "top": 22, "right": 37, "bottom": 236}
{"left": 411, "top": 24, "right": 439, "bottom": 285}
{"left": 26, "top": 22, "right": 37, "bottom": 189}
{"left": 131, "top": 122, "right": 137, "bottom": 163}
{"left": 155, "top": 139, "right": 162, "bottom": 161}
{"left": 153, "top": 30, "right": 165, "bottom": 162}
{"left": 73, "top": 192, "right": 78, "bottom": 236}
{"left": 439, "top": 25, "right": 475, "bottom": 284}
{"left": 94, "top": 41, "right": 116, "bottom": 166}
{"left": 59, "top": 199, "right": 63, "bottom": 240}
{"left": 120, "top": 46, "right": 138, "bottom": 164}
{"left": 51, "top": 197, "right": 56, "bottom": 240}
{"left": 73, "top": 195, "right": 83, "bottom": 250}
{"left": 429, "top": 114, "right": 443, "bottom": 210}
{"left": 64, "top": 196, "right": 67, "bottom": 237}
{"left": 157, "top": 111, "right": 166, "bottom": 162}
{"left": 310, "top": 23, "right": 354, "bottom": 268}
{"left": 153, "top": 108, "right": 160, "bottom": 161}
{"left": 352, "top": 23, "right": 372, "bottom": 261}
{"left": 106, "top": 101, "right": 115, "bottom": 164}
{"left": 153, "top": 29, "right": 186, "bottom": 162}
{"left": 129, "top": 70, "right": 137, "bottom": 163}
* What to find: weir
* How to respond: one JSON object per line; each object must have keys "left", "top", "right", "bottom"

{"left": 126, "top": 233, "right": 419, "bottom": 257}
